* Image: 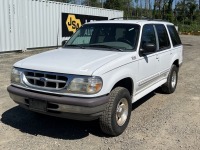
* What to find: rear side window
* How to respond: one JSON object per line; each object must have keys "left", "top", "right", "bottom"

{"left": 155, "top": 24, "right": 170, "bottom": 50}
{"left": 167, "top": 25, "right": 182, "bottom": 46}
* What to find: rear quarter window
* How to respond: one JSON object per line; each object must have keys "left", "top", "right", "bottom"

{"left": 167, "top": 25, "right": 182, "bottom": 47}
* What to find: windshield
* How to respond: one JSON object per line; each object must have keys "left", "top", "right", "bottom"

{"left": 65, "top": 23, "right": 140, "bottom": 51}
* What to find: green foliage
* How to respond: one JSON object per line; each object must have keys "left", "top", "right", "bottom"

{"left": 104, "top": 0, "right": 133, "bottom": 17}
{"left": 173, "top": 0, "right": 200, "bottom": 34}
{"left": 104, "top": 0, "right": 123, "bottom": 10}
{"left": 175, "top": 0, "right": 198, "bottom": 23}
{"left": 178, "top": 23, "right": 200, "bottom": 34}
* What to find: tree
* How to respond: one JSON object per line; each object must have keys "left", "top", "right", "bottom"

{"left": 82, "top": 0, "right": 101, "bottom": 7}
{"left": 175, "top": 0, "right": 198, "bottom": 24}
{"left": 153, "top": 0, "right": 162, "bottom": 18}
{"left": 163, "top": 0, "right": 174, "bottom": 21}
{"left": 104, "top": 0, "right": 123, "bottom": 10}
{"left": 152, "top": 0, "right": 174, "bottom": 20}
{"left": 123, "top": 0, "right": 132, "bottom": 17}
{"left": 187, "top": 0, "right": 198, "bottom": 21}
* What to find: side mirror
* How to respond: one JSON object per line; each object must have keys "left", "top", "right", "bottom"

{"left": 62, "top": 40, "right": 68, "bottom": 47}
{"left": 140, "top": 43, "right": 156, "bottom": 54}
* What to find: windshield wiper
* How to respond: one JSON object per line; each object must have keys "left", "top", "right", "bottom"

{"left": 65, "top": 44, "right": 85, "bottom": 49}
{"left": 87, "top": 44, "right": 124, "bottom": 52}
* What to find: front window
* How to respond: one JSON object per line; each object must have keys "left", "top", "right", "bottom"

{"left": 65, "top": 23, "right": 140, "bottom": 51}
{"left": 140, "top": 24, "right": 157, "bottom": 52}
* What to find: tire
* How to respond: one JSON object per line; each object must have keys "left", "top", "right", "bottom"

{"left": 162, "top": 65, "right": 178, "bottom": 94}
{"left": 99, "top": 87, "right": 131, "bottom": 136}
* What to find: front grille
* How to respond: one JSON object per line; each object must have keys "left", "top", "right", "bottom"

{"left": 24, "top": 70, "right": 68, "bottom": 89}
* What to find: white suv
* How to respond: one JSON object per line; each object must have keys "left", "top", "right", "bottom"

{"left": 8, "top": 20, "right": 183, "bottom": 136}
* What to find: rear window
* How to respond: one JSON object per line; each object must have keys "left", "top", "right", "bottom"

{"left": 155, "top": 24, "right": 170, "bottom": 50}
{"left": 167, "top": 25, "right": 182, "bottom": 47}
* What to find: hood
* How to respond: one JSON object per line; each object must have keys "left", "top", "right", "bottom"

{"left": 14, "top": 48, "right": 127, "bottom": 75}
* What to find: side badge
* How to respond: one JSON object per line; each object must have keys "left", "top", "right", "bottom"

{"left": 131, "top": 56, "right": 136, "bottom": 60}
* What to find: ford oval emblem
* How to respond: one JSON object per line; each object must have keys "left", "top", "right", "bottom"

{"left": 40, "top": 77, "right": 47, "bottom": 82}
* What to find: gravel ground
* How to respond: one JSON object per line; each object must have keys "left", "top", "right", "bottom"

{"left": 0, "top": 35, "right": 200, "bottom": 150}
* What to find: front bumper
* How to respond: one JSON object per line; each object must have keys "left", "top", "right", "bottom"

{"left": 7, "top": 86, "right": 109, "bottom": 121}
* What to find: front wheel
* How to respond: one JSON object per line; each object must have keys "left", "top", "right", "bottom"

{"left": 99, "top": 87, "right": 131, "bottom": 136}
{"left": 162, "top": 65, "right": 178, "bottom": 94}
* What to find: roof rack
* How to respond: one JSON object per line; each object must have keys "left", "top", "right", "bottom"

{"left": 109, "top": 17, "right": 169, "bottom": 22}
{"left": 109, "top": 17, "right": 148, "bottom": 20}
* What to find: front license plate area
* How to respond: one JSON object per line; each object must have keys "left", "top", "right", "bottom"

{"left": 29, "top": 99, "right": 47, "bottom": 112}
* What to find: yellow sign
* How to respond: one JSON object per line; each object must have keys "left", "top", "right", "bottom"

{"left": 66, "top": 14, "right": 82, "bottom": 33}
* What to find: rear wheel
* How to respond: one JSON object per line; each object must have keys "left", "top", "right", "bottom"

{"left": 162, "top": 65, "right": 178, "bottom": 94}
{"left": 99, "top": 87, "right": 131, "bottom": 136}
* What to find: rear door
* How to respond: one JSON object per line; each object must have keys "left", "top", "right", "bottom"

{"left": 154, "top": 24, "right": 171, "bottom": 80}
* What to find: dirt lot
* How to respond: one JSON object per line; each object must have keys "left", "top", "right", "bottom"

{"left": 0, "top": 35, "right": 200, "bottom": 150}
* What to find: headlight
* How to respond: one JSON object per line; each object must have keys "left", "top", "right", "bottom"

{"left": 11, "top": 68, "right": 21, "bottom": 84}
{"left": 67, "top": 77, "right": 103, "bottom": 94}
